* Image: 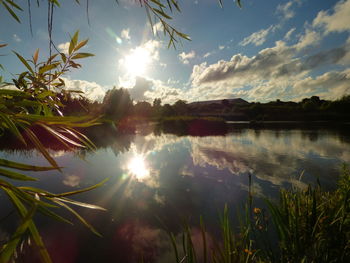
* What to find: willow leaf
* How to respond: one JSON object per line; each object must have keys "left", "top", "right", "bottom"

{"left": 0, "top": 204, "right": 36, "bottom": 263}
{"left": 53, "top": 199, "right": 102, "bottom": 237}
{"left": 0, "top": 167, "right": 37, "bottom": 181}
{"left": 0, "top": 112, "right": 26, "bottom": 145}
{"left": 3, "top": 188, "right": 52, "bottom": 263}
{"left": 13, "top": 52, "right": 34, "bottom": 74}
{"left": 51, "top": 178, "right": 109, "bottom": 197}
{"left": 38, "top": 123, "right": 85, "bottom": 148}
{"left": 71, "top": 53, "right": 94, "bottom": 59}
{"left": 53, "top": 197, "right": 106, "bottom": 211}
{"left": 1, "top": 0, "right": 21, "bottom": 23}
{"left": 0, "top": 158, "right": 58, "bottom": 171}
{"left": 25, "top": 128, "right": 61, "bottom": 171}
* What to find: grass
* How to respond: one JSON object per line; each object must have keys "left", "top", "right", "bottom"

{"left": 169, "top": 166, "right": 350, "bottom": 263}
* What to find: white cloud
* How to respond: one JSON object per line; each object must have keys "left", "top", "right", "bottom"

{"left": 294, "top": 28, "right": 321, "bottom": 50}
{"left": 203, "top": 52, "right": 211, "bottom": 58}
{"left": 152, "top": 22, "right": 163, "bottom": 36}
{"left": 276, "top": 0, "right": 302, "bottom": 21}
{"left": 188, "top": 29, "right": 350, "bottom": 102}
{"left": 62, "top": 78, "right": 107, "bottom": 101}
{"left": 239, "top": 25, "right": 276, "bottom": 46}
{"left": 63, "top": 174, "right": 81, "bottom": 187}
{"left": 219, "top": 45, "right": 225, "bottom": 50}
{"left": 58, "top": 42, "right": 70, "bottom": 54}
{"left": 123, "top": 76, "right": 184, "bottom": 104}
{"left": 284, "top": 27, "right": 296, "bottom": 40}
{"left": 13, "top": 34, "right": 21, "bottom": 42}
{"left": 121, "top": 28, "right": 131, "bottom": 40}
{"left": 179, "top": 50, "right": 196, "bottom": 64}
{"left": 313, "top": 0, "right": 350, "bottom": 34}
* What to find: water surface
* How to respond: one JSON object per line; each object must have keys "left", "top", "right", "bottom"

{"left": 1, "top": 124, "right": 349, "bottom": 262}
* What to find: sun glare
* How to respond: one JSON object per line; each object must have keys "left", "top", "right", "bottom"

{"left": 124, "top": 47, "right": 151, "bottom": 76}
{"left": 127, "top": 154, "right": 150, "bottom": 180}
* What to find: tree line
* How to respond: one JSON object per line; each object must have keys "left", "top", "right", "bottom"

{"left": 61, "top": 87, "right": 350, "bottom": 122}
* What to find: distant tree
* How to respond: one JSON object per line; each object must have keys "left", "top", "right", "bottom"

{"left": 102, "top": 87, "right": 133, "bottom": 120}
{"left": 161, "top": 103, "right": 175, "bottom": 117}
{"left": 173, "top": 100, "right": 188, "bottom": 115}
{"left": 153, "top": 98, "right": 162, "bottom": 108}
{"left": 134, "top": 101, "right": 153, "bottom": 118}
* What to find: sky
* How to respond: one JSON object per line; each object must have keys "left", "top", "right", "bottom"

{"left": 0, "top": 0, "right": 349, "bottom": 103}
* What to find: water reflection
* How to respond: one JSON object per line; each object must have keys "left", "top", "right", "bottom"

{"left": 1, "top": 124, "right": 350, "bottom": 262}
{"left": 127, "top": 154, "right": 150, "bottom": 180}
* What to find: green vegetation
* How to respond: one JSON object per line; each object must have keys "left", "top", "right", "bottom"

{"left": 169, "top": 166, "right": 350, "bottom": 262}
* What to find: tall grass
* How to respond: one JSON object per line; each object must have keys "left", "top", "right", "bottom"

{"left": 169, "top": 166, "right": 350, "bottom": 262}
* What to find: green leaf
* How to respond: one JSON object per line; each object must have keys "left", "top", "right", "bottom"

{"left": 0, "top": 167, "right": 37, "bottom": 181}
{"left": 54, "top": 197, "right": 106, "bottom": 210}
{"left": 53, "top": 199, "right": 102, "bottom": 237}
{"left": 71, "top": 53, "right": 94, "bottom": 59}
{"left": 37, "top": 123, "right": 86, "bottom": 148}
{"left": 1, "top": 0, "right": 21, "bottom": 23}
{"left": 69, "top": 31, "right": 79, "bottom": 55}
{"left": 0, "top": 112, "right": 26, "bottom": 145}
{"left": 0, "top": 204, "right": 36, "bottom": 263}
{"left": 33, "top": 48, "right": 39, "bottom": 64}
{"left": 3, "top": 188, "right": 52, "bottom": 263}
{"left": 53, "top": 178, "right": 109, "bottom": 197}
{"left": 5, "top": 0, "right": 23, "bottom": 10}
{"left": 74, "top": 39, "right": 89, "bottom": 51}
{"left": 25, "top": 128, "right": 61, "bottom": 171}
{"left": 0, "top": 158, "right": 58, "bottom": 171}
{"left": 13, "top": 51, "right": 34, "bottom": 74}
{"left": 150, "top": 0, "right": 166, "bottom": 8}
{"left": 153, "top": 8, "right": 172, "bottom": 19}
{"left": 38, "top": 63, "right": 60, "bottom": 74}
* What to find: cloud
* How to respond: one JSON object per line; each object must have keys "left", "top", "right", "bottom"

{"left": 129, "top": 76, "right": 153, "bottom": 101}
{"left": 62, "top": 78, "right": 107, "bottom": 101}
{"left": 219, "top": 45, "right": 225, "bottom": 50}
{"left": 63, "top": 174, "right": 81, "bottom": 187}
{"left": 124, "top": 76, "right": 184, "bottom": 104}
{"left": 189, "top": 28, "right": 350, "bottom": 102}
{"left": 294, "top": 28, "right": 321, "bottom": 50}
{"left": 291, "top": 69, "right": 350, "bottom": 100}
{"left": 13, "top": 34, "right": 21, "bottom": 42}
{"left": 58, "top": 42, "right": 70, "bottom": 54}
{"left": 121, "top": 28, "right": 131, "bottom": 40}
{"left": 203, "top": 52, "right": 211, "bottom": 58}
{"left": 179, "top": 50, "right": 196, "bottom": 64}
{"left": 313, "top": 0, "right": 350, "bottom": 34}
{"left": 284, "top": 27, "right": 296, "bottom": 40}
{"left": 276, "top": 0, "right": 302, "bottom": 21}
{"left": 239, "top": 25, "right": 277, "bottom": 46}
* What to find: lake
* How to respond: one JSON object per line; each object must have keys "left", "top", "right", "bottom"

{"left": 1, "top": 123, "right": 349, "bottom": 262}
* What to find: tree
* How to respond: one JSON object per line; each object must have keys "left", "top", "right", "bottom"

{"left": 173, "top": 99, "right": 188, "bottom": 115}
{"left": 102, "top": 87, "right": 133, "bottom": 120}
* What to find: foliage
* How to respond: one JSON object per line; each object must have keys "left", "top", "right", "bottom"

{"left": 169, "top": 166, "right": 350, "bottom": 262}
{"left": 0, "top": 32, "right": 106, "bottom": 262}
{"left": 102, "top": 87, "right": 133, "bottom": 121}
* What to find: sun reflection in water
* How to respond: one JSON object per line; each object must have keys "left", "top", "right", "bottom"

{"left": 127, "top": 154, "right": 150, "bottom": 180}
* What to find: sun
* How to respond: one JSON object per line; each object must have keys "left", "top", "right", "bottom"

{"left": 124, "top": 47, "right": 151, "bottom": 76}
{"left": 127, "top": 154, "right": 150, "bottom": 180}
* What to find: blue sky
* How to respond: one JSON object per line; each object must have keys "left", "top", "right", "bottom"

{"left": 0, "top": 0, "right": 349, "bottom": 103}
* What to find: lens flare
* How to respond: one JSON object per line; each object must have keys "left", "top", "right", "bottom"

{"left": 127, "top": 154, "right": 149, "bottom": 180}
{"left": 124, "top": 47, "right": 151, "bottom": 76}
